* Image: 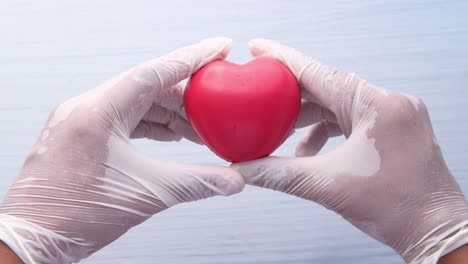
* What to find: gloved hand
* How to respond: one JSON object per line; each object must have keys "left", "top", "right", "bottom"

{"left": 232, "top": 39, "right": 468, "bottom": 264}
{"left": 0, "top": 38, "right": 244, "bottom": 264}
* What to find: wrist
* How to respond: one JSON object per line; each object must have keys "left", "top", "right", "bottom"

{"left": 438, "top": 244, "right": 468, "bottom": 264}
{"left": 0, "top": 241, "right": 23, "bottom": 264}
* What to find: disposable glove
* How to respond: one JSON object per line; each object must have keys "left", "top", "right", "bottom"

{"left": 0, "top": 38, "right": 244, "bottom": 264}
{"left": 232, "top": 39, "right": 468, "bottom": 264}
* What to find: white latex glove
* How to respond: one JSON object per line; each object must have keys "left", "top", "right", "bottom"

{"left": 0, "top": 38, "right": 244, "bottom": 264}
{"left": 232, "top": 39, "right": 468, "bottom": 264}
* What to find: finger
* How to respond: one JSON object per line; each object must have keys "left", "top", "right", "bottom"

{"left": 232, "top": 156, "right": 301, "bottom": 191}
{"left": 107, "top": 140, "right": 245, "bottom": 211}
{"left": 98, "top": 38, "right": 232, "bottom": 134}
{"left": 167, "top": 116, "right": 203, "bottom": 144}
{"left": 154, "top": 83, "right": 185, "bottom": 116}
{"left": 140, "top": 104, "right": 202, "bottom": 144}
{"left": 231, "top": 156, "right": 349, "bottom": 212}
{"left": 295, "top": 120, "right": 343, "bottom": 157}
{"left": 150, "top": 161, "right": 245, "bottom": 207}
{"left": 295, "top": 101, "right": 337, "bottom": 129}
{"left": 131, "top": 121, "right": 182, "bottom": 142}
{"left": 248, "top": 38, "right": 362, "bottom": 118}
{"left": 231, "top": 156, "right": 337, "bottom": 201}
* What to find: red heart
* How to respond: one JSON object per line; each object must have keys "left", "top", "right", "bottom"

{"left": 184, "top": 58, "right": 300, "bottom": 162}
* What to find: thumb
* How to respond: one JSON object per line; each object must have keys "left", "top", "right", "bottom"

{"left": 231, "top": 156, "right": 344, "bottom": 208}
{"left": 248, "top": 38, "right": 362, "bottom": 130}
{"left": 231, "top": 156, "right": 316, "bottom": 194}
{"left": 102, "top": 137, "right": 244, "bottom": 211}
{"left": 151, "top": 161, "right": 245, "bottom": 207}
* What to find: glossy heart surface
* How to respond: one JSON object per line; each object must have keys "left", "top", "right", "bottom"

{"left": 185, "top": 58, "right": 300, "bottom": 162}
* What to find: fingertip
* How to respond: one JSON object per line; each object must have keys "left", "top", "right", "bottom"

{"left": 247, "top": 39, "right": 306, "bottom": 81}
{"left": 147, "top": 37, "right": 234, "bottom": 103}
{"left": 248, "top": 38, "right": 274, "bottom": 58}
{"left": 222, "top": 169, "right": 245, "bottom": 196}
{"left": 231, "top": 156, "right": 308, "bottom": 192}
{"left": 209, "top": 166, "right": 246, "bottom": 196}
{"left": 200, "top": 37, "right": 232, "bottom": 60}
{"left": 229, "top": 161, "right": 252, "bottom": 184}
{"left": 230, "top": 156, "right": 279, "bottom": 185}
{"left": 229, "top": 162, "right": 243, "bottom": 175}
{"left": 187, "top": 164, "right": 245, "bottom": 197}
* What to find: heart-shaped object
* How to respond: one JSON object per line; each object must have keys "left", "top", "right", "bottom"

{"left": 184, "top": 58, "right": 300, "bottom": 162}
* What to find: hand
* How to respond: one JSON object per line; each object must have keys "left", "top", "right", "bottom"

{"left": 232, "top": 39, "right": 468, "bottom": 263}
{"left": 0, "top": 38, "right": 244, "bottom": 264}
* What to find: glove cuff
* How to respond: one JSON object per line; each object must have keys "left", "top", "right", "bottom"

{"left": 407, "top": 220, "right": 468, "bottom": 264}
{"left": 0, "top": 214, "right": 91, "bottom": 264}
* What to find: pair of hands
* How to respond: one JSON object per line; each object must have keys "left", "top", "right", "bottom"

{"left": 0, "top": 38, "right": 466, "bottom": 264}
